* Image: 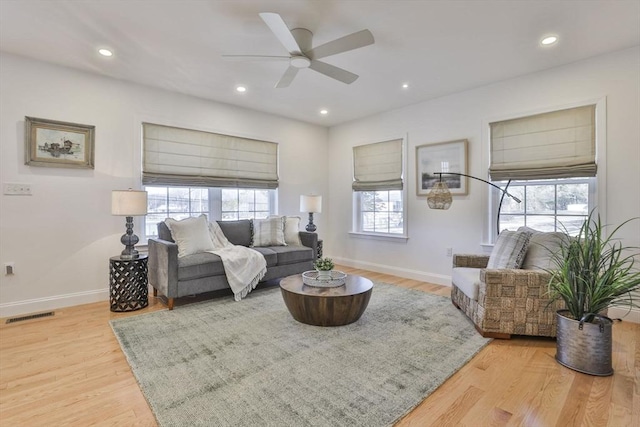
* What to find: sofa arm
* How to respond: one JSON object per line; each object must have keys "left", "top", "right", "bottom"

{"left": 148, "top": 238, "right": 179, "bottom": 299}
{"left": 453, "top": 254, "right": 490, "bottom": 268}
{"left": 299, "top": 231, "right": 319, "bottom": 259}
{"left": 479, "top": 268, "right": 562, "bottom": 310}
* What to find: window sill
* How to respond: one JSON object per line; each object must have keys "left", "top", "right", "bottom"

{"left": 348, "top": 231, "right": 408, "bottom": 242}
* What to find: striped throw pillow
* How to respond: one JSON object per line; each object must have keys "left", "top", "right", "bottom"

{"left": 252, "top": 217, "right": 287, "bottom": 247}
{"left": 487, "top": 230, "right": 532, "bottom": 269}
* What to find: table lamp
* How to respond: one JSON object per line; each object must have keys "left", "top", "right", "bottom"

{"left": 300, "top": 195, "right": 322, "bottom": 232}
{"left": 112, "top": 189, "right": 148, "bottom": 259}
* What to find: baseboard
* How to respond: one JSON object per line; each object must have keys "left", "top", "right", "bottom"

{"left": 607, "top": 307, "right": 640, "bottom": 324}
{"left": 0, "top": 289, "right": 108, "bottom": 319}
{"left": 330, "top": 256, "right": 451, "bottom": 287}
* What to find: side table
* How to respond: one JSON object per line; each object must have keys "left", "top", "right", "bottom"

{"left": 317, "top": 239, "right": 323, "bottom": 259}
{"left": 109, "top": 255, "right": 149, "bottom": 312}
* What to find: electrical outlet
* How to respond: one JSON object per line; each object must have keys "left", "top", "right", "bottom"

{"left": 4, "top": 183, "right": 32, "bottom": 195}
{"left": 4, "top": 262, "right": 15, "bottom": 275}
{"left": 446, "top": 248, "right": 453, "bottom": 257}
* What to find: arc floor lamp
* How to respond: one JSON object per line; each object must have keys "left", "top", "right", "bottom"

{"left": 426, "top": 172, "right": 521, "bottom": 234}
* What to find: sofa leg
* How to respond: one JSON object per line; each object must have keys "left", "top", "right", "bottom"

{"left": 475, "top": 325, "right": 511, "bottom": 339}
{"left": 153, "top": 287, "right": 158, "bottom": 297}
{"left": 167, "top": 298, "right": 174, "bottom": 310}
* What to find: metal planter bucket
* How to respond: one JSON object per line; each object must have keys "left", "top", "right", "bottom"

{"left": 555, "top": 310, "right": 613, "bottom": 376}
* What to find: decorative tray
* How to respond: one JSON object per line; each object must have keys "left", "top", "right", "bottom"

{"left": 302, "top": 270, "right": 347, "bottom": 288}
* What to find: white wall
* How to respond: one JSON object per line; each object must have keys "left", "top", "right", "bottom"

{"left": 0, "top": 53, "right": 328, "bottom": 317}
{"left": 327, "top": 47, "right": 640, "bottom": 299}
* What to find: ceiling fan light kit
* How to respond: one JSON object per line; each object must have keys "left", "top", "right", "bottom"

{"left": 223, "top": 12, "right": 374, "bottom": 88}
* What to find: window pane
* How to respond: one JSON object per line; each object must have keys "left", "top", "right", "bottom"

{"left": 557, "top": 184, "right": 589, "bottom": 213}
{"left": 145, "top": 213, "right": 167, "bottom": 237}
{"left": 239, "top": 189, "right": 255, "bottom": 212}
{"left": 526, "top": 185, "right": 556, "bottom": 214}
{"left": 255, "top": 190, "right": 269, "bottom": 212}
{"left": 362, "top": 212, "right": 375, "bottom": 232}
{"left": 147, "top": 187, "right": 168, "bottom": 213}
{"left": 222, "top": 212, "right": 238, "bottom": 221}
{"left": 361, "top": 192, "right": 375, "bottom": 211}
{"left": 189, "top": 188, "right": 208, "bottom": 212}
{"left": 168, "top": 188, "right": 190, "bottom": 212}
{"left": 221, "top": 189, "right": 238, "bottom": 212}
{"left": 558, "top": 216, "right": 587, "bottom": 236}
{"left": 500, "top": 186, "right": 524, "bottom": 214}
{"left": 499, "top": 214, "right": 525, "bottom": 231}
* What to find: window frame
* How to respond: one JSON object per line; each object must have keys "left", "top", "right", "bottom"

{"left": 142, "top": 185, "right": 276, "bottom": 241}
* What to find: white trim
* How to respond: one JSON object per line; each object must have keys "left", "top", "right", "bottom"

{"left": 608, "top": 307, "right": 640, "bottom": 324}
{"left": 348, "top": 231, "right": 408, "bottom": 242}
{"left": 0, "top": 288, "right": 109, "bottom": 318}
{"left": 331, "top": 255, "right": 450, "bottom": 286}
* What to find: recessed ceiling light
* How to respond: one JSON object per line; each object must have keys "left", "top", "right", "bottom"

{"left": 402, "top": 83, "right": 409, "bottom": 89}
{"left": 319, "top": 109, "right": 328, "bottom": 115}
{"left": 541, "top": 35, "right": 559, "bottom": 46}
{"left": 98, "top": 48, "right": 113, "bottom": 57}
{"left": 236, "top": 86, "right": 247, "bottom": 93}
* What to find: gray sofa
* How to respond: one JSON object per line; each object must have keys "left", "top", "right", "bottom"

{"left": 148, "top": 219, "right": 317, "bottom": 309}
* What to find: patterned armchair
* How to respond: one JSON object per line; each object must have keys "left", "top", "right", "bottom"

{"left": 451, "top": 253, "right": 565, "bottom": 339}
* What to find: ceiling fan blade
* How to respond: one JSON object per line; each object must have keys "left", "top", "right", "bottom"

{"left": 306, "top": 29, "right": 374, "bottom": 60}
{"left": 221, "top": 55, "right": 290, "bottom": 62}
{"left": 259, "top": 12, "right": 302, "bottom": 55}
{"left": 275, "top": 66, "right": 299, "bottom": 88}
{"left": 309, "top": 60, "right": 358, "bottom": 84}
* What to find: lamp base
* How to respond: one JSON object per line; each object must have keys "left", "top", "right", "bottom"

{"left": 119, "top": 249, "right": 140, "bottom": 260}
{"left": 305, "top": 212, "right": 317, "bottom": 232}
{"left": 120, "top": 216, "right": 140, "bottom": 260}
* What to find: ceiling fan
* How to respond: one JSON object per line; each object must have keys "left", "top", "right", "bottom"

{"left": 223, "top": 12, "right": 374, "bottom": 88}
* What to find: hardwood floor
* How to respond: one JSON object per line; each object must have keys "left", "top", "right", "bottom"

{"left": 1, "top": 266, "right": 638, "bottom": 426}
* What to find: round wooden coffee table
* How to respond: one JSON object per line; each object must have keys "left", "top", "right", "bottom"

{"left": 280, "top": 274, "right": 373, "bottom": 326}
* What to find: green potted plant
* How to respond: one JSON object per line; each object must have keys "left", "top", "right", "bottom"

{"left": 547, "top": 210, "right": 640, "bottom": 376}
{"left": 314, "top": 257, "right": 335, "bottom": 280}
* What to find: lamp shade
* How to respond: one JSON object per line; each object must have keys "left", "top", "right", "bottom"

{"left": 300, "top": 195, "right": 322, "bottom": 213}
{"left": 112, "top": 189, "right": 148, "bottom": 216}
{"left": 426, "top": 182, "right": 452, "bottom": 210}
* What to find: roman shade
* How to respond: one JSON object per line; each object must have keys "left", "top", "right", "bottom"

{"left": 352, "top": 139, "right": 403, "bottom": 191}
{"left": 142, "top": 123, "right": 278, "bottom": 189}
{"left": 489, "top": 105, "right": 596, "bottom": 181}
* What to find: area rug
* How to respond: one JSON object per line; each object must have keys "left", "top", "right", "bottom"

{"left": 110, "top": 282, "right": 490, "bottom": 427}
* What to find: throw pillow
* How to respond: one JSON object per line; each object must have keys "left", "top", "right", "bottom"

{"left": 487, "top": 230, "right": 532, "bottom": 269}
{"left": 269, "top": 215, "right": 302, "bottom": 246}
{"left": 518, "top": 226, "right": 567, "bottom": 270}
{"left": 165, "top": 214, "right": 215, "bottom": 258}
{"left": 252, "top": 217, "right": 287, "bottom": 247}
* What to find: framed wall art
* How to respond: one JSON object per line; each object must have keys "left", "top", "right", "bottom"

{"left": 416, "top": 139, "right": 468, "bottom": 196}
{"left": 25, "top": 116, "right": 95, "bottom": 169}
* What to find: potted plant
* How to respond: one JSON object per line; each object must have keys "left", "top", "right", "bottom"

{"left": 547, "top": 210, "right": 640, "bottom": 376}
{"left": 314, "top": 257, "right": 335, "bottom": 280}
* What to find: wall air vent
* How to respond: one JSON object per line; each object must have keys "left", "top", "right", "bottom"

{"left": 6, "top": 311, "right": 54, "bottom": 324}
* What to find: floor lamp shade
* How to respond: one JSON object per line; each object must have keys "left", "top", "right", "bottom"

{"left": 112, "top": 189, "right": 148, "bottom": 259}
{"left": 300, "top": 195, "right": 322, "bottom": 232}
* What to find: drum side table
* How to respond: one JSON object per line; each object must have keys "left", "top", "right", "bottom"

{"left": 109, "top": 254, "right": 149, "bottom": 312}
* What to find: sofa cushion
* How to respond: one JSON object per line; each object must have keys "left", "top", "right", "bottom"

{"left": 518, "top": 227, "right": 567, "bottom": 270}
{"left": 250, "top": 247, "right": 278, "bottom": 267}
{"left": 253, "top": 217, "right": 286, "bottom": 247}
{"left": 165, "top": 215, "right": 215, "bottom": 258}
{"left": 177, "top": 252, "right": 225, "bottom": 281}
{"left": 268, "top": 246, "right": 313, "bottom": 265}
{"left": 452, "top": 267, "right": 482, "bottom": 301}
{"left": 487, "top": 230, "right": 532, "bottom": 269}
{"left": 217, "top": 220, "right": 252, "bottom": 247}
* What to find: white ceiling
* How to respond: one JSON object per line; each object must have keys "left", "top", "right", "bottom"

{"left": 1, "top": 0, "right": 639, "bottom": 127}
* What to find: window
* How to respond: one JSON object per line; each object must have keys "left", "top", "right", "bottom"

{"left": 144, "top": 186, "right": 274, "bottom": 239}
{"left": 352, "top": 138, "right": 406, "bottom": 237}
{"left": 355, "top": 190, "right": 404, "bottom": 234}
{"left": 489, "top": 103, "right": 600, "bottom": 239}
{"left": 496, "top": 177, "right": 594, "bottom": 236}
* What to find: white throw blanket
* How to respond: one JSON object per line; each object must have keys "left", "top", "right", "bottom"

{"left": 207, "top": 221, "right": 267, "bottom": 301}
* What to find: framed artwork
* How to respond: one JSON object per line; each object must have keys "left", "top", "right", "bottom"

{"left": 25, "top": 116, "right": 95, "bottom": 169}
{"left": 416, "top": 139, "right": 468, "bottom": 196}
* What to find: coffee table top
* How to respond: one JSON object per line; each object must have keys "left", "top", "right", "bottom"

{"left": 280, "top": 273, "right": 373, "bottom": 297}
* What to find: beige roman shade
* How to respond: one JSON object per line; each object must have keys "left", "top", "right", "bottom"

{"left": 489, "top": 105, "right": 596, "bottom": 181}
{"left": 352, "top": 139, "right": 403, "bottom": 191}
{"left": 142, "top": 123, "right": 278, "bottom": 189}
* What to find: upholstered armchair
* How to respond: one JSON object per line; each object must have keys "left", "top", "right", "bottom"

{"left": 451, "top": 229, "right": 567, "bottom": 339}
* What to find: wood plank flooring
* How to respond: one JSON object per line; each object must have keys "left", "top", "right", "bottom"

{"left": 1, "top": 265, "right": 638, "bottom": 426}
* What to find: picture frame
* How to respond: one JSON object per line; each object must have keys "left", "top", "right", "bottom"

{"left": 25, "top": 116, "right": 95, "bottom": 169}
{"left": 416, "top": 139, "right": 468, "bottom": 196}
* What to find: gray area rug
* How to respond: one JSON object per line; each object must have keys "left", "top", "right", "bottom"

{"left": 110, "top": 282, "right": 490, "bottom": 427}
